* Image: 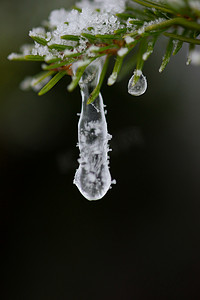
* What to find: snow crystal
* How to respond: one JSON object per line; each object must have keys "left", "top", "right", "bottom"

{"left": 142, "top": 52, "right": 150, "bottom": 61}
{"left": 49, "top": 4, "right": 123, "bottom": 38}
{"left": 86, "top": 45, "right": 100, "bottom": 57}
{"left": 126, "top": 18, "right": 135, "bottom": 30}
{"left": 20, "top": 44, "right": 34, "bottom": 55}
{"left": 77, "top": 0, "right": 126, "bottom": 14}
{"left": 107, "top": 72, "right": 117, "bottom": 86}
{"left": 138, "top": 27, "right": 145, "bottom": 35}
{"left": 190, "top": 50, "right": 200, "bottom": 65}
{"left": 138, "top": 18, "right": 166, "bottom": 35}
{"left": 7, "top": 53, "right": 23, "bottom": 60}
{"left": 125, "top": 36, "right": 135, "bottom": 44}
{"left": 73, "top": 59, "right": 92, "bottom": 69}
{"left": 31, "top": 43, "right": 52, "bottom": 58}
{"left": 49, "top": 8, "right": 71, "bottom": 27}
{"left": 88, "top": 45, "right": 100, "bottom": 52}
{"left": 117, "top": 47, "right": 128, "bottom": 57}
{"left": 9, "top": 0, "right": 128, "bottom": 60}
{"left": 29, "top": 27, "right": 46, "bottom": 37}
{"left": 135, "top": 69, "right": 142, "bottom": 77}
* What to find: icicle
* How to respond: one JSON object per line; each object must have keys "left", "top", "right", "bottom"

{"left": 73, "top": 57, "right": 112, "bottom": 201}
{"left": 128, "top": 70, "right": 147, "bottom": 96}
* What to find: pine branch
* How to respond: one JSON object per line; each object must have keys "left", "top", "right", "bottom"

{"left": 8, "top": 0, "right": 200, "bottom": 101}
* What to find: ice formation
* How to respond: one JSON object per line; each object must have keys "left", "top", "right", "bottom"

{"left": 73, "top": 57, "right": 112, "bottom": 200}
{"left": 125, "top": 36, "right": 135, "bottom": 44}
{"left": 118, "top": 47, "right": 129, "bottom": 57}
{"left": 128, "top": 70, "right": 147, "bottom": 96}
{"left": 107, "top": 72, "right": 117, "bottom": 86}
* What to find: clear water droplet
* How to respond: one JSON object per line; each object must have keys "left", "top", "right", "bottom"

{"left": 128, "top": 71, "right": 147, "bottom": 96}
{"left": 73, "top": 57, "right": 112, "bottom": 201}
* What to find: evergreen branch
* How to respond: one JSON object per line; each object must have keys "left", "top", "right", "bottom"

{"left": 9, "top": 0, "right": 200, "bottom": 97}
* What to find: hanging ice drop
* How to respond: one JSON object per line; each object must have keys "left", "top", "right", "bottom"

{"left": 73, "top": 57, "right": 112, "bottom": 201}
{"left": 128, "top": 70, "right": 147, "bottom": 96}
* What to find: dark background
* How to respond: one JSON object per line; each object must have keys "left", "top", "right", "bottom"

{"left": 1, "top": 1, "right": 200, "bottom": 299}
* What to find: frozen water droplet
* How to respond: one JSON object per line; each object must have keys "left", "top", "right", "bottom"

{"left": 73, "top": 57, "right": 112, "bottom": 201}
{"left": 128, "top": 71, "right": 147, "bottom": 96}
